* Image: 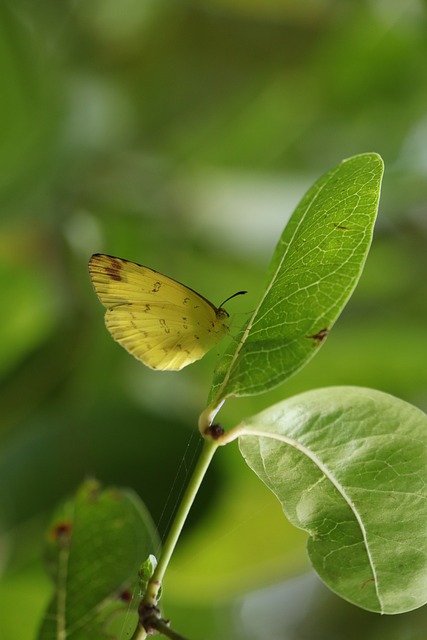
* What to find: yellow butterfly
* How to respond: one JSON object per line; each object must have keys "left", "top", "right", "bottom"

{"left": 88, "top": 253, "right": 246, "bottom": 371}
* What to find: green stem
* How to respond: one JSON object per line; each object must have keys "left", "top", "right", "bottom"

{"left": 130, "top": 622, "right": 147, "bottom": 640}
{"left": 143, "top": 437, "right": 218, "bottom": 607}
{"left": 154, "top": 619, "right": 190, "bottom": 640}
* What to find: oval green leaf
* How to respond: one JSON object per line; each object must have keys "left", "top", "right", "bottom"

{"left": 38, "top": 480, "right": 159, "bottom": 640}
{"left": 207, "top": 154, "right": 384, "bottom": 415}
{"left": 237, "top": 387, "right": 427, "bottom": 614}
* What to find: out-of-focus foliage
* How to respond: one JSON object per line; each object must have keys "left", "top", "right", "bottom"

{"left": 38, "top": 480, "right": 158, "bottom": 640}
{"left": 0, "top": 1, "right": 426, "bottom": 639}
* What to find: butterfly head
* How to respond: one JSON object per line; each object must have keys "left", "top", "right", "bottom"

{"left": 217, "top": 290, "right": 247, "bottom": 322}
{"left": 216, "top": 307, "right": 230, "bottom": 321}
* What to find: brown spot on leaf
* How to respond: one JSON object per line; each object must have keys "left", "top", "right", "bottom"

{"left": 333, "top": 223, "right": 349, "bottom": 231}
{"left": 51, "top": 520, "right": 72, "bottom": 541}
{"left": 360, "top": 577, "right": 375, "bottom": 590}
{"left": 152, "top": 281, "right": 162, "bottom": 293}
{"left": 119, "top": 588, "right": 133, "bottom": 602}
{"left": 307, "top": 328, "right": 329, "bottom": 343}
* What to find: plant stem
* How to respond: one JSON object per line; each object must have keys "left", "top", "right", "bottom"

{"left": 154, "top": 619, "right": 190, "bottom": 640}
{"left": 130, "top": 622, "right": 147, "bottom": 640}
{"left": 142, "top": 437, "right": 218, "bottom": 608}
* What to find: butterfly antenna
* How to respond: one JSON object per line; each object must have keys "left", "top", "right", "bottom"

{"left": 219, "top": 290, "right": 247, "bottom": 309}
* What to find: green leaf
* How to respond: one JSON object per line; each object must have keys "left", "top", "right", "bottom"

{"left": 237, "top": 387, "right": 427, "bottom": 614}
{"left": 207, "top": 154, "right": 384, "bottom": 411}
{"left": 138, "top": 554, "right": 159, "bottom": 600}
{"left": 38, "top": 479, "right": 159, "bottom": 640}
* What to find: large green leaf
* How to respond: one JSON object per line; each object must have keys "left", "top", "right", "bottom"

{"left": 207, "top": 154, "right": 384, "bottom": 414}
{"left": 237, "top": 387, "right": 427, "bottom": 614}
{"left": 38, "top": 480, "right": 159, "bottom": 640}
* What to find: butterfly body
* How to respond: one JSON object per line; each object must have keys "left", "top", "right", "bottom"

{"left": 89, "top": 254, "right": 231, "bottom": 370}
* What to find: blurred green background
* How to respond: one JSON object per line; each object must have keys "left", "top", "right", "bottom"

{"left": 1, "top": 1, "right": 426, "bottom": 638}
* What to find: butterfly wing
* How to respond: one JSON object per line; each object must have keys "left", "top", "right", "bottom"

{"left": 88, "top": 254, "right": 230, "bottom": 370}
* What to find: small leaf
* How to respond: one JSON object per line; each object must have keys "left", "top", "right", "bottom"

{"left": 237, "top": 387, "right": 427, "bottom": 614}
{"left": 38, "top": 479, "right": 159, "bottom": 640}
{"left": 208, "top": 154, "right": 384, "bottom": 412}
{"left": 138, "top": 554, "right": 159, "bottom": 600}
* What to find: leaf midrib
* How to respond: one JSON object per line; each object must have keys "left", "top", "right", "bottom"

{"left": 212, "top": 167, "right": 337, "bottom": 409}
